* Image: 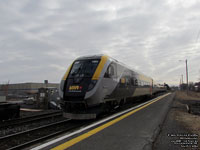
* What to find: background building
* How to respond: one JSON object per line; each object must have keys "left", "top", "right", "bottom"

{"left": 0, "top": 82, "right": 59, "bottom": 99}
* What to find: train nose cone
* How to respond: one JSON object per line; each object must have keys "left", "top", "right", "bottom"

{"left": 73, "top": 77, "right": 83, "bottom": 84}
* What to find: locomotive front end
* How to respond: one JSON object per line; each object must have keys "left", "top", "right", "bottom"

{"left": 59, "top": 55, "right": 108, "bottom": 119}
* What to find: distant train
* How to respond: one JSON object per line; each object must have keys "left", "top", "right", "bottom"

{"left": 59, "top": 55, "right": 167, "bottom": 119}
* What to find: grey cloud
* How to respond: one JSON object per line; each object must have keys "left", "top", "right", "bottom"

{"left": 0, "top": 0, "right": 200, "bottom": 85}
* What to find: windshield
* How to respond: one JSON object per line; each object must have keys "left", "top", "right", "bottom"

{"left": 69, "top": 59, "right": 100, "bottom": 78}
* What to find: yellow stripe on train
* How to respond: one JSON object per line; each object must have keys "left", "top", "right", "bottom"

{"left": 92, "top": 55, "right": 108, "bottom": 80}
{"left": 62, "top": 63, "right": 73, "bottom": 80}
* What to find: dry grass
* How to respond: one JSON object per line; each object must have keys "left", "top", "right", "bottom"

{"left": 174, "top": 109, "right": 200, "bottom": 148}
{"left": 174, "top": 91, "right": 200, "bottom": 148}
{"left": 175, "top": 109, "right": 200, "bottom": 133}
{"left": 175, "top": 91, "right": 200, "bottom": 101}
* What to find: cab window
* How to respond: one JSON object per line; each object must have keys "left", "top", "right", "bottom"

{"left": 104, "top": 63, "right": 115, "bottom": 78}
{"left": 69, "top": 59, "right": 99, "bottom": 78}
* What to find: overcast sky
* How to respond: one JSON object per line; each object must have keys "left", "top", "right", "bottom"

{"left": 0, "top": 0, "right": 200, "bottom": 86}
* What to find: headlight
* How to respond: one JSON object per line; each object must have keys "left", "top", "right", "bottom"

{"left": 87, "top": 80, "right": 97, "bottom": 91}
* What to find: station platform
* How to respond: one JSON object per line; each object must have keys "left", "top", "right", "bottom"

{"left": 31, "top": 93, "right": 174, "bottom": 150}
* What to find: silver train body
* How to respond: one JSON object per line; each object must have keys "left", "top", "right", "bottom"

{"left": 59, "top": 55, "right": 165, "bottom": 119}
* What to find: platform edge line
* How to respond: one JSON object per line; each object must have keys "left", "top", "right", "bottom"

{"left": 51, "top": 93, "right": 170, "bottom": 150}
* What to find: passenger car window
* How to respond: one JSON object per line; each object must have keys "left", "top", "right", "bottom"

{"left": 131, "top": 77, "right": 135, "bottom": 86}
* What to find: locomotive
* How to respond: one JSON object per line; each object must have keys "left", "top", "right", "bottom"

{"left": 59, "top": 54, "right": 164, "bottom": 119}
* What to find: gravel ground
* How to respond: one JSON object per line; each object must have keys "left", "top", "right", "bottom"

{"left": 0, "top": 115, "right": 65, "bottom": 137}
{"left": 0, "top": 120, "right": 77, "bottom": 150}
{"left": 20, "top": 109, "right": 60, "bottom": 118}
{"left": 153, "top": 91, "right": 200, "bottom": 150}
{"left": 0, "top": 107, "right": 62, "bottom": 136}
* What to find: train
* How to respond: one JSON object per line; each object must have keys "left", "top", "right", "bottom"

{"left": 59, "top": 54, "right": 167, "bottom": 119}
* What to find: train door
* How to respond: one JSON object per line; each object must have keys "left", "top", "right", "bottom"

{"left": 102, "top": 63, "right": 117, "bottom": 98}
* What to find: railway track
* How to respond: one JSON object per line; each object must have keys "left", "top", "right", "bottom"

{"left": 0, "top": 119, "right": 89, "bottom": 150}
{"left": 0, "top": 111, "right": 62, "bottom": 129}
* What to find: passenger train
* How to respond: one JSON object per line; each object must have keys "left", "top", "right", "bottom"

{"left": 59, "top": 55, "right": 166, "bottom": 119}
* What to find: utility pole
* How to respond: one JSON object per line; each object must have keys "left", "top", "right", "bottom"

{"left": 180, "top": 74, "right": 183, "bottom": 90}
{"left": 181, "top": 74, "right": 183, "bottom": 84}
{"left": 179, "top": 59, "right": 189, "bottom": 94}
{"left": 186, "top": 59, "right": 189, "bottom": 94}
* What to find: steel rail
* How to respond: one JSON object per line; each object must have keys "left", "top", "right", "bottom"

{"left": 0, "top": 119, "right": 70, "bottom": 141}
{"left": 7, "top": 123, "right": 82, "bottom": 150}
{"left": 0, "top": 111, "right": 62, "bottom": 128}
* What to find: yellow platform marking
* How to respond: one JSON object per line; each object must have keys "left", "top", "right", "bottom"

{"left": 51, "top": 93, "right": 170, "bottom": 150}
{"left": 92, "top": 55, "right": 108, "bottom": 80}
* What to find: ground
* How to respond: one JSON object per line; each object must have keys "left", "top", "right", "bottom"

{"left": 153, "top": 91, "right": 200, "bottom": 150}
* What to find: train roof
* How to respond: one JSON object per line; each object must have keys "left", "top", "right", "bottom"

{"left": 75, "top": 54, "right": 153, "bottom": 81}
{"left": 76, "top": 54, "right": 104, "bottom": 60}
{"left": 76, "top": 54, "right": 119, "bottom": 63}
{"left": 107, "top": 56, "right": 153, "bottom": 81}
